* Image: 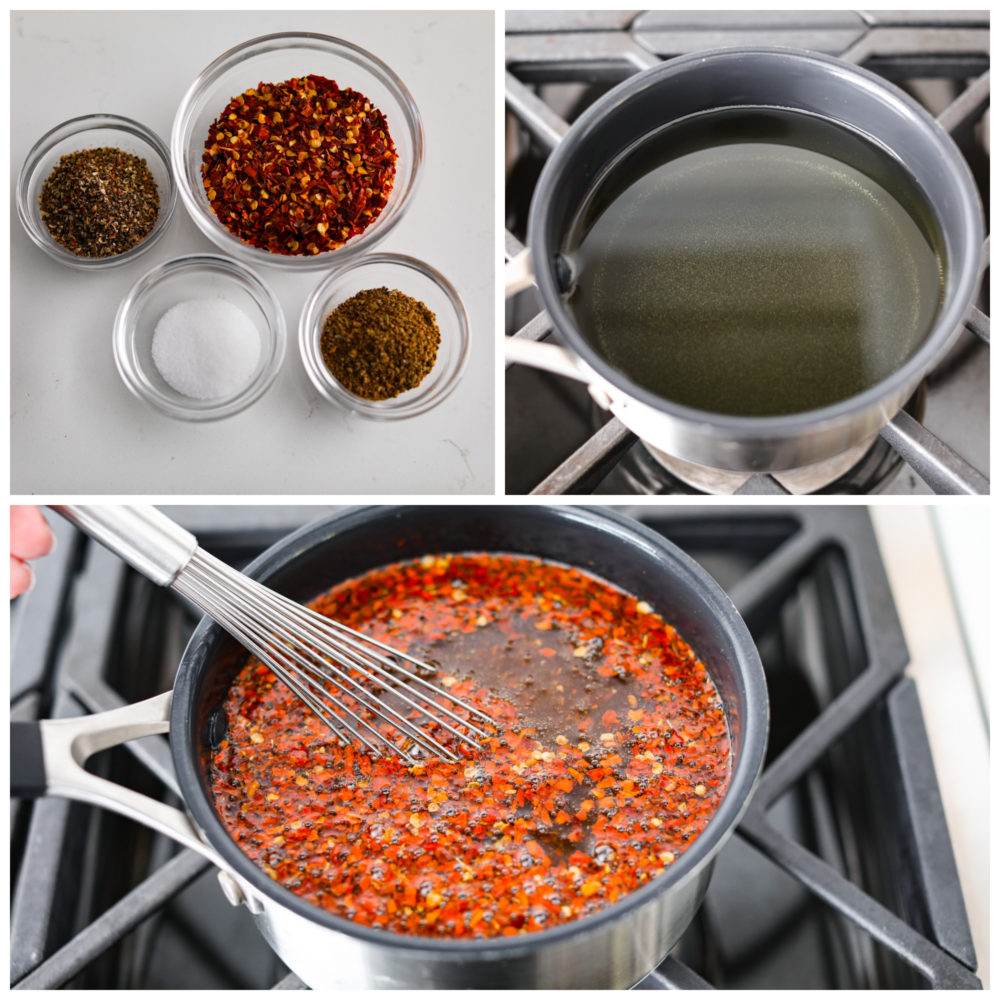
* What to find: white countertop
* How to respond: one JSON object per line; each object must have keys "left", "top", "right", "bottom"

{"left": 11, "top": 11, "right": 495, "bottom": 495}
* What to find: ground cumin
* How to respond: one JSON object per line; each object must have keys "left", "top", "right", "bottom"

{"left": 320, "top": 287, "right": 440, "bottom": 400}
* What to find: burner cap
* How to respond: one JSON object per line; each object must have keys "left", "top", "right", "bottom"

{"left": 644, "top": 434, "right": 879, "bottom": 494}
{"left": 600, "top": 385, "right": 926, "bottom": 495}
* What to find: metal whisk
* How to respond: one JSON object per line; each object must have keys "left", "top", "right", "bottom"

{"left": 51, "top": 506, "right": 492, "bottom": 763}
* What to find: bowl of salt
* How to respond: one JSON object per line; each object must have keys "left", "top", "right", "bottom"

{"left": 113, "top": 254, "right": 286, "bottom": 420}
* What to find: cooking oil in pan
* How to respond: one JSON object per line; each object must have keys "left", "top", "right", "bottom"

{"left": 565, "top": 108, "right": 945, "bottom": 417}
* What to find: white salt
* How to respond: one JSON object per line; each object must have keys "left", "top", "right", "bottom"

{"left": 152, "top": 298, "right": 261, "bottom": 399}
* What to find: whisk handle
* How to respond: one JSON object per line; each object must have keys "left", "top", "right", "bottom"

{"left": 51, "top": 505, "right": 197, "bottom": 586}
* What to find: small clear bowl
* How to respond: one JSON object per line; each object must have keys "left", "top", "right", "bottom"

{"left": 114, "top": 254, "right": 286, "bottom": 421}
{"left": 172, "top": 32, "right": 423, "bottom": 272}
{"left": 17, "top": 114, "right": 176, "bottom": 270}
{"left": 300, "top": 253, "right": 469, "bottom": 419}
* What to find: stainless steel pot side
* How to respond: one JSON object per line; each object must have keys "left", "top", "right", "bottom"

{"left": 506, "top": 47, "right": 985, "bottom": 472}
{"left": 17, "top": 506, "right": 768, "bottom": 989}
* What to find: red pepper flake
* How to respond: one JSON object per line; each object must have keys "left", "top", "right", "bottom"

{"left": 525, "top": 840, "right": 549, "bottom": 864}
{"left": 201, "top": 75, "right": 397, "bottom": 256}
{"left": 210, "top": 552, "right": 731, "bottom": 941}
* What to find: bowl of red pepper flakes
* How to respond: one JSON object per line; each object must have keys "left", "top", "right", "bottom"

{"left": 210, "top": 553, "right": 732, "bottom": 940}
{"left": 172, "top": 33, "right": 423, "bottom": 272}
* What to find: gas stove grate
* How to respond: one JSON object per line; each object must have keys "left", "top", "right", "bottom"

{"left": 10, "top": 508, "right": 981, "bottom": 989}
{"left": 505, "top": 11, "right": 990, "bottom": 495}
{"left": 11, "top": 518, "right": 296, "bottom": 991}
{"left": 631, "top": 507, "right": 980, "bottom": 988}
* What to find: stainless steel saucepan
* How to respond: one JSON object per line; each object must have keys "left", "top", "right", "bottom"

{"left": 12, "top": 505, "right": 768, "bottom": 989}
{"left": 505, "top": 48, "right": 985, "bottom": 476}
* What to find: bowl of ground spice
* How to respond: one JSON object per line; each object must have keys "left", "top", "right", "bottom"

{"left": 172, "top": 33, "right": 423, "bottom": 272}
{"left": 300, "top": 253, "right": 470, "bottom": 418}
{"left": 114, "top": 254, "right": 286, "bottom": 421}
{"left": 17, "top": 114, "right": 176, "bottom": 270}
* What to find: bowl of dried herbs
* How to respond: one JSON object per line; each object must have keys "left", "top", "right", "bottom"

{"left": 299, "top": 253, "right": 469, "bottom": 418}
{"left": 17, "top": 113, "right": 176, "bottom": 270}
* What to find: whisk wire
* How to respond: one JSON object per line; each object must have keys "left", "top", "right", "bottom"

{"left": 304, "top": 613, "right": 496, "bottom": 727}
{"left": 196, "top": 553, "right": 488, "bottom": 749}
{"left": 294, "top": 611, "right": 496, "bottom": 731}
{"left": 177, "top": 565, "right": 420, "bottom": 759}
{"left": 239, "top": 580, "right": 494, "bottom": 735}
{"left": 276, "top": 613, "right": 491, "bottom": 747}
{"left": 172, "top": 548, "right": 487, "bottom": 762}
{"left": 186, "top": 567, "right": 461, "bottom": 760}
{"left": 183, "top": 581, "right": 403, "bottom": 760}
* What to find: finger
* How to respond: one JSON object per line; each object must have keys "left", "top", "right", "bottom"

{"left": 11, "top": 506, "right": 56, "bottom": 561}
{"left": 10, "top": 556, "right": 34, "bottom": 599}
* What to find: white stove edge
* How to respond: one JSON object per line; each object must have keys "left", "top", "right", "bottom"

{"left": 870, "top": 506, "right": 989, "bottom": 989}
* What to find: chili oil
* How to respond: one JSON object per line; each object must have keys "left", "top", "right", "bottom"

{"left": 210, "top": 553, "right": 731, "bottom": 939}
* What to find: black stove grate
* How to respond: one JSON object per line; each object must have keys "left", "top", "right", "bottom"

{"left": 11, "top": 517, "right": 296, "bottom": 990}
{"left": 10, "top": 507, "right": 981, "bottom": 989}
{"left": 505, "top": 11, "right": 990, "bottom": 495}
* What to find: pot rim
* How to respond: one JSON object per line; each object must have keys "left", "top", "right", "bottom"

{"left": 172, "top": 505, "right": 769, "bottom": 953}
{"left": 527, "top": 46, "right": 984, "bottom": 435}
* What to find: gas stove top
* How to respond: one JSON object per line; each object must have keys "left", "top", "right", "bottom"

{"left": 9, "top": 505, "right": 983, "bottom": 989}
{"left": 505, "top": 11, "right": 990, "bottom": 495}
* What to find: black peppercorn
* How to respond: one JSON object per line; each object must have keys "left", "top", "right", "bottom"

{"left": 38, "top": 146, "right": 159, "bottom": 257}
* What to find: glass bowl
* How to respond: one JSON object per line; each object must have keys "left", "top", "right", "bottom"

{"left": 114, "top": 254, "right": 286, "bottom": 421}
{"left": 300, "top": 253, "right": 469, "bottom": 418}
{"left": 17, "top": 114, "right": 176, "bottom": 270}
{"left": 172, "top": 32, "right": 424, "bottom": 272}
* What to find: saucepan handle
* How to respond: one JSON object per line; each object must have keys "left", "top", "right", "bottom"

{"left": 504, "top": 338, "right": 592, "bottom": 383}
{"left": 9, "top": 691, "right": 224, "bottom": 869}
{"left": 50, "top": 505, "right": 198, "bottom": 587}
{"left": 505, "top": 248, "right": 535, "bottom": 299}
